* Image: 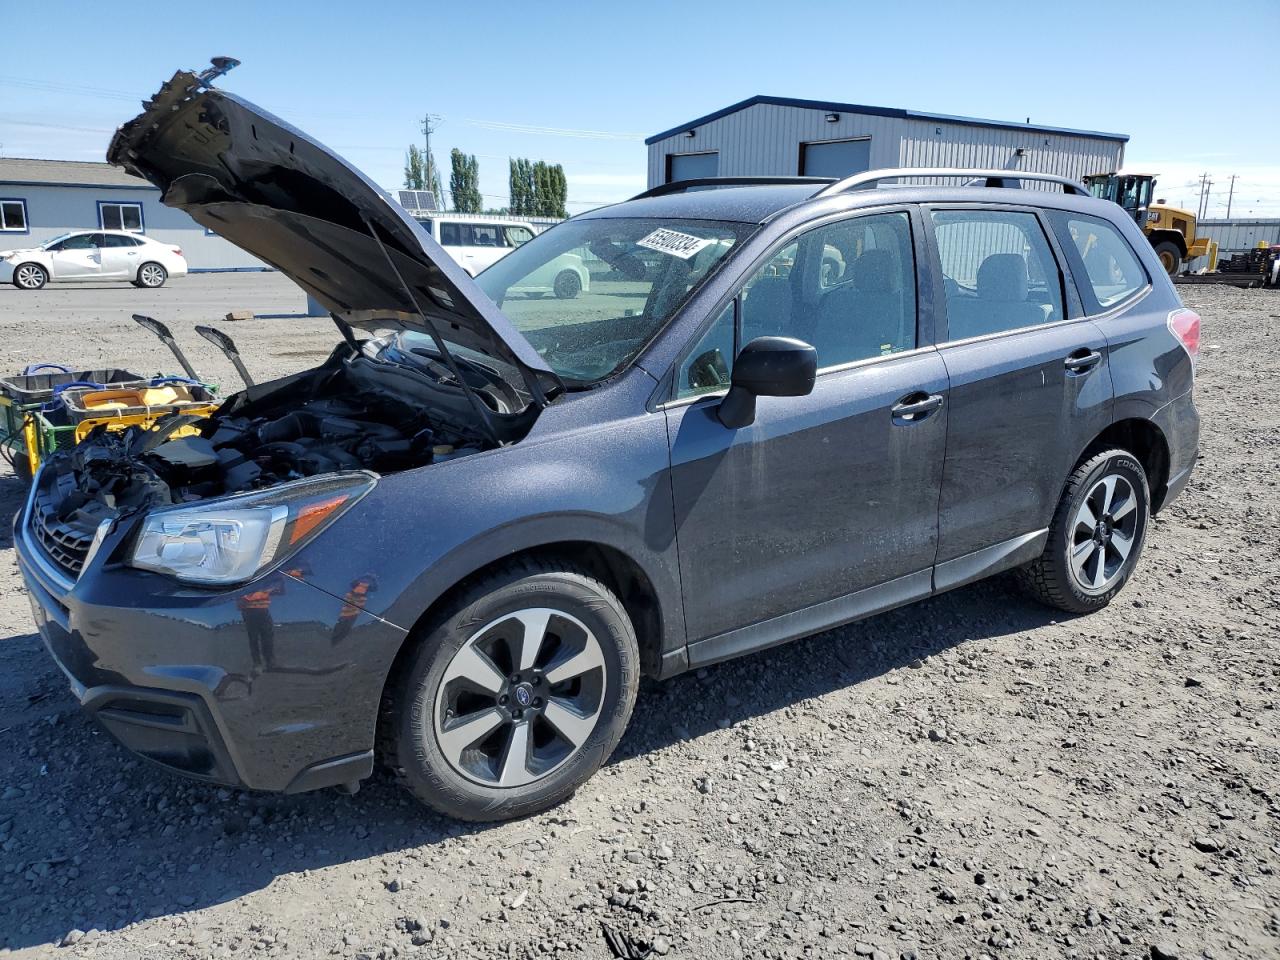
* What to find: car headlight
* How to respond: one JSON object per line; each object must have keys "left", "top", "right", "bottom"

{"left": 129, "top": 472, "right": 375, "bottom": 585}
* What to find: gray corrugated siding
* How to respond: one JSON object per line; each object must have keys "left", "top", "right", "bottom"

{"left": 647, "top": 103, "right": 1124, "bottom": 189}
{"left": 1197, "top": 219, "right": 1280, "bottom": 254}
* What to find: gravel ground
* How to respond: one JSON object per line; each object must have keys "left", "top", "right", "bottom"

{"left": 0, "top": 276, "right": 1277, "bottom": 960}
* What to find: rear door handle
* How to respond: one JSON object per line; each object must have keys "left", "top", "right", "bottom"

{"left": 1064, "top": 349, "right": 1103, "bottom": 373}
{"left": 891, "top": 392, "right": 944, "bottom": 422}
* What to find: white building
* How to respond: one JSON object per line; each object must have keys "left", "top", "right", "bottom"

{"left": 646, "top": 96, "right": 1128, "bottom": 189}
{"left": 0, "top": 158, "right": 263, "bottom": 270}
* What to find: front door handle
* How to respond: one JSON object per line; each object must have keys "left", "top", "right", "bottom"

{"left": 891, "top": 392, "right": 944, "bottom": 423}
{"left": 1064, "top": 348, "right": 1103, "bottom": 374}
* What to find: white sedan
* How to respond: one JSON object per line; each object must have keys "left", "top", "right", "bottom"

{"left": 1, "top": 231, "right": 188, "bottom": 290}
{"left": 505, "top": 252, "right": 591, "bottom": 300}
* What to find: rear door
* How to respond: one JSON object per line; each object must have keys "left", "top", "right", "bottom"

{"left": 665, "top": 207, "right": 949, "bottom": 657}
{"left": 47, "top": 233, "right": 102, "bottom": 280}
{"left": 925, "top": 205, "right": 1113, "bottom": 584}
{"left": 98, "top": 234, "right": 141, "bottom": 278}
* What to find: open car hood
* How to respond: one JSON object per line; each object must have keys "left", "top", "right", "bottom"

{"left": 107, "top": 62, "right": 560, "bottom": 404}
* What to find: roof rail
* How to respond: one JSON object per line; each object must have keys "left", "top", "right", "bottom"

{"left": 813, "top": 167, "right": 1090, "bottom": 198}
{"left": 632, "top": 176, "right": 835, "bottom": 200}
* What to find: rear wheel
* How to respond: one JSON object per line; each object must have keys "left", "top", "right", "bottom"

{"left": 12, "top": 263, "right": 47, "bottom": 290}
{"left": 1153, "top": 241, "right": 1182, "bottom": 277}
{"left": 134, "top": 262, "right": 167, "bottom": 288}
{"left": 554, "top": 269, "right": 582, "bottom": 299}
{"left": 1017, "top": 449, "right": 1150, "bottom": 614}
{"left": 379, "top": 559, "right": 639, "bottom": 821}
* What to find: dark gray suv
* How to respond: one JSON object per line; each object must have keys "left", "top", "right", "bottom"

{"left": 15, "top": 65, "right": 1199, "bottom": 821}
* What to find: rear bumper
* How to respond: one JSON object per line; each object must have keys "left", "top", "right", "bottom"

{"left": 14, "top": 498, "right": 407, "bottom": 793}
{"left": 1152, "top": 388, "right": 1199, "bottom": 511}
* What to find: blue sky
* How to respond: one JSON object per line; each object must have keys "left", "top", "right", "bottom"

{"left": 3, "top": 0, "right": 1278, "bottom": 215}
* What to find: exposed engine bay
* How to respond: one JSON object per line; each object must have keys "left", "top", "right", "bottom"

{"left": 37, "top": 333, "right": 534, "bottom": 519}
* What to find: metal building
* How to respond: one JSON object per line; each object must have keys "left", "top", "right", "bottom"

{"left": 646, "top": 96, "right": 1128, "bottom": 189}
{"left": 0, "top": 158, "right": 266, "bottom": 270}
{"left": 1197, "top": 219, "right": 1280, "bottom": 255}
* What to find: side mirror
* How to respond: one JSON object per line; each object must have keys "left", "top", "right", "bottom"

{"left": 717, "top": 336, "right": 817, "bottom": 429}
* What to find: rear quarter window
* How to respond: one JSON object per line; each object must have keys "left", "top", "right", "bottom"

{"left": 1049, "top": 211, "right": 1150, "bottom": 314}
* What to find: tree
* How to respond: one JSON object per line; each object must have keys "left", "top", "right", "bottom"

{"left": 404, "top": 145, "right": 426, "bottom": 190}
{"left": 449, "top": 148, "right": 482, "bottom": 214}
{"left": 508, "top": 158, "right": 531, "bottom": 215}
{"left": 509, "top": 157, "right": 567, "bottom": 218}
{"left": 405, "top": 144, "right": 444, "bottom": 207}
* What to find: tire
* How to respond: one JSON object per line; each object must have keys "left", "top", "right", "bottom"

{"left": 379, "top": 558, "right": 639, "bottom": 821}
{"left": 10, "top": 452, "right": 33, "bottom": 485}
{"left": 553, "top": 269, "right": 582, "bottom": 300}
{"left": 1153, "top": 241, "right": 1182, "bottom": 277}
{"left": 134, "top": 262, "right": 167, "bottom": 288}
{"left": 1017, "top": 449, "right": 1150, "bottom": 614}
{"left": 12, "top": 262, "right": 47, "bottom": 290}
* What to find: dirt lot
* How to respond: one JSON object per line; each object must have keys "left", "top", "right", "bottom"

{"left": 0, "top": 275, "right": 1277, "bottom": 960}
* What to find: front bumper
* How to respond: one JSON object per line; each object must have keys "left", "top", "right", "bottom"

{"left": 14, "top": 491, "right": 408, "bottom": 793}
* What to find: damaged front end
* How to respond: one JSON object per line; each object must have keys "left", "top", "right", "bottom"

{"left": 31, "top": 330, "right": 530, "bottom": 585}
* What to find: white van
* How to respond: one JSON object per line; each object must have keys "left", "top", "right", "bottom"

{"left": 416, "top": 214, "right": 589, "bottom": 298}
{"left": 416, "top": 215, "right": 535, "bottom": 276}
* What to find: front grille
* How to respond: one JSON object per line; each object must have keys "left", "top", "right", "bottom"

{"left": 30, "top": 496, "right": 95, "bottom": 579}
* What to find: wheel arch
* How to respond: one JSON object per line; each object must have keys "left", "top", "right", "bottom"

{"left": 1147, "top": 229, "right": 1188, "bottom": 258}
{"left": 1078, "top": 417, "right": 1172, "bottom": 513}
{"left": 376, "top": 539, "right": 672, "bottom": 727}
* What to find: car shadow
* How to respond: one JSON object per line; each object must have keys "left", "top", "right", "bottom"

{"left": 0, "top": 518, "right": 1065, "bottom": 950}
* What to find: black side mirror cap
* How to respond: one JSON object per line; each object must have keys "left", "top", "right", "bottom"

{"left": 718, "top": 336, "right": 817, "bottom": 429}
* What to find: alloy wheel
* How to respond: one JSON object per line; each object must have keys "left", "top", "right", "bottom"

{"left": 1069, "top": 473, "right": 1139, "bottom": 594}
{"left": 139, "top": 264, "right": 166, "bottom": 287}
{"left": 15, "top": 264, "right": 46, "bottom": 289}
{"left": 432, "top": 607, "right": 607, "bottom": 787}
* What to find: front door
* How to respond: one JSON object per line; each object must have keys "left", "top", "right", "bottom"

{"left": 926, "top": 206, "right": 1113, "bottom": 571}
{"left": 47, "top": 233, "right": 102, "bottom": 279}
{"left": 665, "top": 209, "right": 948, "bottom": 656}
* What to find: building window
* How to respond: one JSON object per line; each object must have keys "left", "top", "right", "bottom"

{"left": 666, "top": 151, "right": 719, "bottom": 183}
{"left": 98, "top": 201, "right": 144, "bottom": 233}
{"left": 0, "top": 199, "right": 28, "bottom": 233}
{"left": 799, "top": 138, "right": 871, "bottom": 178}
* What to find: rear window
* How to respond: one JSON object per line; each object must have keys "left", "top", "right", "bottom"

{"left": 1050, "top": 212, "right": 1149, "bottom": 312}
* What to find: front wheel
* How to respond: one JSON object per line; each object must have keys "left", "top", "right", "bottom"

{"left": 379, "top": 559, "right": 639, "bottom": 821}
{"left": 1153, "top": 241, "right": 1182, "bottom": 277}
{"left": 12, "top": 263, "right": 48, "bottom": 290}
{"left": 134, "top": 262, "right": 167, "bottom": 288}
{"left": 1017, "top": 449, "right": 1150, "bottom": 614}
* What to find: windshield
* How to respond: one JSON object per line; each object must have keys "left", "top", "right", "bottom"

{"left": 40, "top": 233, "right": 74, "bottom": 250}
{"left": 474, "top": 217, "right": 754, "bottom": 384}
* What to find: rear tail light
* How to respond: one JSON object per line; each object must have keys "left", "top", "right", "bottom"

{"left": 1168, "top": 307, "right": 1200, "bottom": 369}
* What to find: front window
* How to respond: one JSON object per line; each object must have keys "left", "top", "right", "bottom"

{"left": 99, "top": 201, "right": 144, "bottom": 233}
{"left": 503, "top": 225, "right": 534, "bottom": 247}
{"left": 50, "top": 233, "right": 98, "bottom": 251}
{"left": 475, "top": 217, "right": 754, "bottom": 384}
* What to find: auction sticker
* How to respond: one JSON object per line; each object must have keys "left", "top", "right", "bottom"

{"left": 636, "top": 228, "right": 713, "bottom": 260}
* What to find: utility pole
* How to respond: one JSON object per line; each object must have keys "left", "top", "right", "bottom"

{"left": 1195, "top": 173, "right": 1213, "bottom": 222}
{"left": 1225, "top": 174, "right": 1238, "bottom": 219}
{"left": 421, "top": 113, "right": 442, "bottom": 205}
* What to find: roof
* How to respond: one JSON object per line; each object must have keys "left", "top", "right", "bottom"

{"left": 583, "top": 178, "right": 1123, "bottom": 226}
{"left": 645, "top": 95, "right": 1130, "bottom": 146}
{"left": 582, "top": 183, "right": 822, "bottom": 223}
{"left": 0, "top": 157, "right": 155, "bottom": 189}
